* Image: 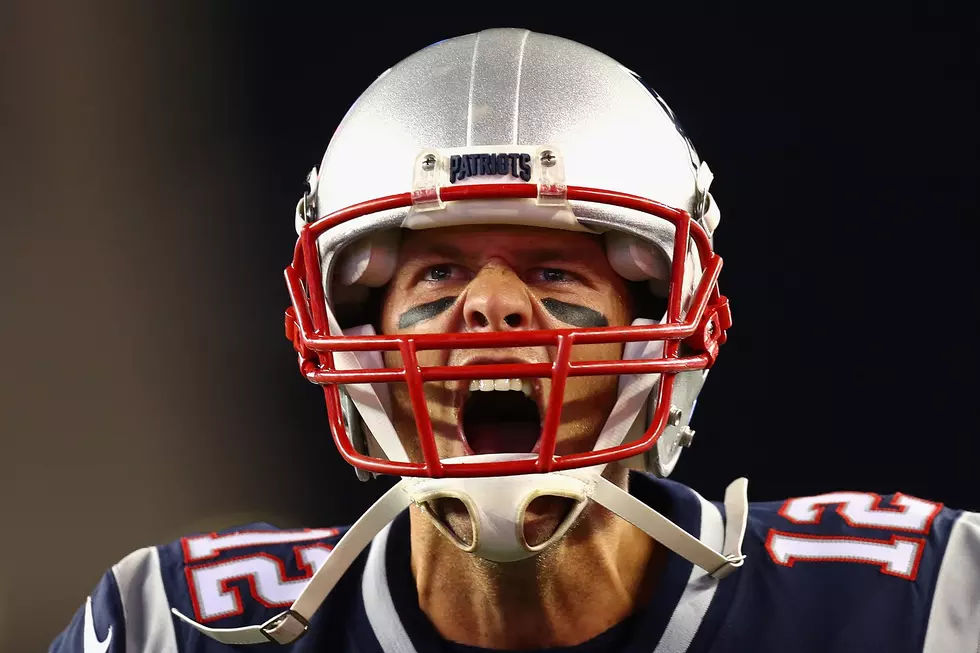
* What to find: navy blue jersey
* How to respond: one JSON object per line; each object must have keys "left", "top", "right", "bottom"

{"left": 50, "top": 473, "right": 980, "bottom": 652}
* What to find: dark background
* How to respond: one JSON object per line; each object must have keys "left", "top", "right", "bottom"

{"left": 1, "top": 5, "right": 976, "bottom": 650}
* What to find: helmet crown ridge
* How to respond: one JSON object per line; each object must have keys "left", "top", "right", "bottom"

{"left": 314, "top": 28, "right": 702, "bottom": 223}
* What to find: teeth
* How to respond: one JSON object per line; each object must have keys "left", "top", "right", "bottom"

{"left": 467, "top": 378, "right": 533, "bottom": 395}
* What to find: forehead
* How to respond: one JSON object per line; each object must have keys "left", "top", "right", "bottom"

{"left": 397, "top": 225, "right": 606, "bottom": 262}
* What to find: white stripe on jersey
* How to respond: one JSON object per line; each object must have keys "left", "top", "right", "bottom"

{"left": 111, "top": 546, "right": 179, "bottom": 653}
{"left": 653, "top": 494, "right": 724, "bottom": 653}
{"left": 362, "top": 523, "right": 418, "bottom": 653}
{"left": 922, "top": 510, "right": 980, "bottom": 652}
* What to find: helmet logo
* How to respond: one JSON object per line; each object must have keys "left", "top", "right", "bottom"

{"left": 449, "top": 153, "right": 531, "bottom": 184}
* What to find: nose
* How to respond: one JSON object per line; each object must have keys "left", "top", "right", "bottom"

{"left": 462, "top": 264, "right": 532, "bottom": 331}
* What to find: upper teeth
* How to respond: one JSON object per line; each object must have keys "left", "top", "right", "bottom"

{"left": 469, "top": 378, "right": 533, "bottom": 396}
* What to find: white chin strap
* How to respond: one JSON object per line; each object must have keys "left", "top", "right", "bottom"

{"left": 172, "top": 315, "right": 749, "bottom": 645}
{"left": 409, "top": 454, "right": 593, "bottom": 563}
{"left": 171, "top": 473, "right": 748, "bottom": 646}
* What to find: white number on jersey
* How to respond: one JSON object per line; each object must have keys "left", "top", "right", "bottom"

{"left": 766, "top": 530, "right": 924, "bottom": 579}
{"left": 766, "top": 491, "right": 942, "bottom": 581}
{"left": 779, "top": 492, "right": 941, "bottom": 533}
{"left": 183, "top": 528, "right": 340, "bottom": 562}
{"left": 182, "top": 529, "right": 336, "bottom": 622}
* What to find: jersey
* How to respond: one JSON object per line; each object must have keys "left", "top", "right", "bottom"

{"left": 49, "top": 472, "right": 980, "bottom": 653}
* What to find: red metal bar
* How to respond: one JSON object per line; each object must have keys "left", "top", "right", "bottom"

{"left": 283, "top": 183, "right": 727, "bottom": 479}
{"left": 306, "top": 368, "right": 407, "bottom": 384}
{"left": 303, "top": 355, "right": 710, "bottom": 385}
{"left": 301, "top": 229, "right": 328, "bottom": 336}
{"left": 666, "top": 214, "right": 690, "bottom": 325}
{"left": 679, "top": 255, "right": 723, "bottom": 330}
{"left": 535, "top": 335, "right": 572, "bottom": 472}
{"left": 300, "top": 316, "right": 707, "bottom": 352}
{"left": 284, "top": 267, "right": 315, "bottom": 337}
{"left": 324, "top": 383, "right": 360, "bottom": 464}
{"left": 308, "top": 192, "right": 416, "bottom": 236}
{"left": 564, "top": 355, "right": 709, "bottom": 375}
{"left": 401, "top": 339, "right": 444, "bottom": 477}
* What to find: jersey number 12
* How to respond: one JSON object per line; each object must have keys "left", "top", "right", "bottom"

{"left": 765, "top": 492, "right": 942, "bottom": 580}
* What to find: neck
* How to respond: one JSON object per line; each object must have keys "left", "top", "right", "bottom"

{"left": 408, "top": 470, "right": 663, "bottom": 649}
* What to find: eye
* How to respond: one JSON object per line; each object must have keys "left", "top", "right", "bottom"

{"left": 422, "top": 263, "right": 470, "bottom": 283}
{"left": 528, "top": 267, "right": 577, "bottom": 284}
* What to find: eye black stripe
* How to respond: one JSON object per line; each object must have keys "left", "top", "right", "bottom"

{"left": 541, "top": 298, "right": 608, "bottom": 328}
{"left": 398, "top": 296, "right": 458, "bottom": 329}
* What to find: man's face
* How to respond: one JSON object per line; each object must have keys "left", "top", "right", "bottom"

{"left": 379, "top": 224, "right": 633, "bottom": 465}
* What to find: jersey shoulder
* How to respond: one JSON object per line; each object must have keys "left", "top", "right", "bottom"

{"left": 50, "top": 522, "right": 352, "bottom": 653}
{"left": 160, "top": 522, "right": 350, "bottom": 628}
{"left": 742, "top": 489, "right": 957, "bottom": 584}
{"left": 717, "top": 489, "right": 980, "bottom": 651}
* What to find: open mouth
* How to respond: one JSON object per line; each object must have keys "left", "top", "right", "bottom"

{"left": 458, "top": 378, "right": 543, "bottom": 455}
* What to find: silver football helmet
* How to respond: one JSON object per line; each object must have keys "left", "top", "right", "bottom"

{"left": 174, "top": 28, "right": 746, "bottom": 646}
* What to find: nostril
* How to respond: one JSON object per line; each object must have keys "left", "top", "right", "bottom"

{"left": 504, "top": 314, "right": 522, "bottom": 328}
{"left": 472, "top": 312, "right": 489, "bottom": 327}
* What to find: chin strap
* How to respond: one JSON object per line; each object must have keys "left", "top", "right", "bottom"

{"left": 171, "top": 479, "right": 414, "bottom": 645}
{"left": 171, "top": 475, "right": 749, "bottom": 645}
{"left": 590, "top": 475, "right": 748, "bottom": 579}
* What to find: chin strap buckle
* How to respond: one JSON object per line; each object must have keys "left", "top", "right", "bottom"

{"left": 684, "top": 295, "right": 732, "bottom": 365}
{"left": 710, "top": 476, "right": 749, "bottom": 579}
{"left": 708, "top": 552, "right": 747, "bottom": 579}
{"left": 261, "top": 610, "right": 310, "bottom": 645}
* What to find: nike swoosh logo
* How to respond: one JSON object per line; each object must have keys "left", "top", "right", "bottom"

{"left": 84, "top": 596, "right": 113, "bottom": 653}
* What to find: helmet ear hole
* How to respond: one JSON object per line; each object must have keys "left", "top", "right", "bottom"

{"left": 605, "top": 231, "right": 670, "bottom": 282}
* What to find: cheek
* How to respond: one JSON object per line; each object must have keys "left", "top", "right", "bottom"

{"left": 380, "top": 352, "right": 411, "bottom": 419}
{"left": 564, "top": 342, "right": 623, "bottom": 404}
{"left": 569, "top": 341, "right": 623, "bottom": 363}
{"left": 606, "top": 288, "right": 633, "bottom": 327}
{"left": 379, "top": 292, "right": 400, "bottom": 335}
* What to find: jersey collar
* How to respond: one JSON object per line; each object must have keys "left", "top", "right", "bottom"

{"left": 353, "top": 472, "right": 733, "bottom": 653}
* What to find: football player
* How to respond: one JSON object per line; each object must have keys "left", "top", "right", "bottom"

{"left": 51, "top": 28, "right": 980, "bottom": 653}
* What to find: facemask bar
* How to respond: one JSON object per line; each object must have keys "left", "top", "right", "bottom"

{"left": 284, "top": 183, "right": 730, "bottom": 479}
